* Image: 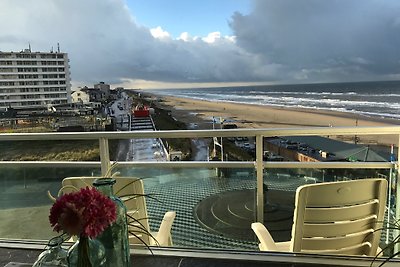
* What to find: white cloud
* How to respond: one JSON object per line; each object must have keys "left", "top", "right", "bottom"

{"left": 202, "top": 32, "right": 221, "bottom": 43}
{"left": 178, "top": 31, "right": 236, "bottom": 44}
{"left": 201, "top": 32, "right": 236, "bottom": 44}
{"left": 114, "top": 78, "right": 272, "bottom": 89}
{"left": 225, "top": 35, "right": 236, "bottom": 43}
{"left": 177, "top": 32, "right": 191, "bottom": 42}
{"left": 150, "top": 26, "right": 171, "bottom": 40}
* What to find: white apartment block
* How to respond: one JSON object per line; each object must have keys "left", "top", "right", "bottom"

{"left": 0, "top": 49, "right": 72, "bottom": 110}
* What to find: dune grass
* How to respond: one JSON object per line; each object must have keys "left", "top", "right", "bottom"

{"left": 0, "top": 140, "right": 100, "bottom": 161}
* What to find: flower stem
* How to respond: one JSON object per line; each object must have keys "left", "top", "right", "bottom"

{"left": 78, "top": 235, "right": 92, "bottom": 267}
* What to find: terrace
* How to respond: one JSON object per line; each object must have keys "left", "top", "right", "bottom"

{"left": 1, "top": 126, "right": 400, "bottom": 266}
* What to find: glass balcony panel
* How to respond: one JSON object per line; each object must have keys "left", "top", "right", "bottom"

{"left": 264, "top": 167, "right": 395, "bottom": 256}
{"left": 0, "top": 129, "right": 398, "bottom": 263}
{"left": 0, "top": 166, "right": 100, "bottom": 240}
{"left": 116, "top": 166, "right": 258, "bottom": 250}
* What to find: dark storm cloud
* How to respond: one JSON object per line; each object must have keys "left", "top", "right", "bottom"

{"left": 230, "top": 0, "right": 400, "bottom": 82}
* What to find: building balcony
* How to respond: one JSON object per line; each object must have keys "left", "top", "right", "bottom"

{"left": 0, "top": 127, "right": 400, "bottom": 266}
{"left": 0, "top": 84, "right": 68, "bottom": 89}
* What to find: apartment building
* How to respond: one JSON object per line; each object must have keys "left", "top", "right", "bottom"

{"left": 0, "top": 49, "right": 71, "bottom": 110}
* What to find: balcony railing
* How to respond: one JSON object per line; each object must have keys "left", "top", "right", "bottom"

{"left": 1, "top": 126, "right": 400, "bottom": 265}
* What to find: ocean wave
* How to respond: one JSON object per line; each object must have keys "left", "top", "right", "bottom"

{"left": 227, "top": 94, "right": 400, "bottom": 109}
{"left": 176, "top": 96, "right": 400, "bottom": 119}
{"left": 146, "top": 84, "right": 400, "bottom": 120}
{"left": 247, "top": 90, "right": 400, "bottom": 98}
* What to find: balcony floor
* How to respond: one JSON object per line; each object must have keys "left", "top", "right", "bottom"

{"left": 143, "top": 169, "right": 311, "bottom": 250}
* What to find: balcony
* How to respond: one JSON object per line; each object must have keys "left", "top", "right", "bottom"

{"left": 1, "top": 126, "right": 400, "bottom": 266}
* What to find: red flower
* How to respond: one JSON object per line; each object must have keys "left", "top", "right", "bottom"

{"left": 49, "top": 187, "right": 117, "bottom": 238}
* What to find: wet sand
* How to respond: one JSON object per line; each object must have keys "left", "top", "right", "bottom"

{"left": 154, "top": 95, "right": 400, "bottom": 146}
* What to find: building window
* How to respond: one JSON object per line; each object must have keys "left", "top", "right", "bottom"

{"left": 0, "top": 74, "right": 16, "bottom": 79}
{"left": 0, "top": 54, "right": 12, "bottom": 59}
{"left": 18, "top": 74, "right": 38, "bottom": 79}
{"left": 0, "top": 68, "right": 12, "bottom": 72}
{"left": 0, "top": 82, "right": 15, "bottom": 86}
{"left": 0, "top": 61, "right": 13, "bottom": 65}
{"left": 19, "top": 81, "right": 38, "bottom": 86}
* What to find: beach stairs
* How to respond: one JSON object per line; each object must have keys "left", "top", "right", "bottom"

{"left": 130, "top": 116, "right": 155, "bottom": 131}
{"left": 194, "top": 189, "right": 294, "bottom": 242}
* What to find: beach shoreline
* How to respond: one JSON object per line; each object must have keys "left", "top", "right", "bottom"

{"left": 149, "top": 94, "right": 400, "bottom": 146}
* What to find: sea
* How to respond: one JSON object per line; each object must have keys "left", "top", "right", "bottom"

{"left": 146, "top": 80, "right": 400, "bottom": 121}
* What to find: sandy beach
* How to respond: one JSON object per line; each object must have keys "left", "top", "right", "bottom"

{"left": 154, "top": 95, "right": 400, "bottom": 146}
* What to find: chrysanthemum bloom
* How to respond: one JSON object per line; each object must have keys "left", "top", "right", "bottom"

{"left": 58, "top": 203, "right": 84, "bottom": 236}
{"left": 49, "top": 187, "right": 117, "bottom": 238}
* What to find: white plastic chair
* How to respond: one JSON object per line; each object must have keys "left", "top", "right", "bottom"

{"left": 252, "top": 178, "right": 387, "bottom": 256}
{"left": 60, "top": 176, "right": 176, "bottom": 247}
{"left": 150, "top": 211, "right": 176, "bottom": 246}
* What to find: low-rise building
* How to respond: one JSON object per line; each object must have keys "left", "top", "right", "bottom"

{"left": 71, "top": 89, "right": 90, "bottom": 103}
{"left": 72, "top": 87, "right": 106, "bottom": 103}
{"left": 94, "top": 81, "right": 110, "bottom": 98}
{"left": 265, "top": 136, "right": 389, "bottom": 162}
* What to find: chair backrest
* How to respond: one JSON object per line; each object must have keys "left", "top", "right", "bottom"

{"left": 290, "top": 178, "right": 387, "bottom": 256}
{"left": 61, "top": 176, "right": 151, "bottom": 245}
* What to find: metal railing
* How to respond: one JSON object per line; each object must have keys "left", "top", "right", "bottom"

{"left": 2, "top": 125, "right": 400, "bottom": 264}
{"left": 0, "top": 125, "right": 399, "bottom": 224}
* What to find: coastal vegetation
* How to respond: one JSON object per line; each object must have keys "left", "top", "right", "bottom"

{"left": 0, "top": 140, "right": 100, "bottom": 161}
{"left": 0, "top": 116, "right": 118, "bottom": 161}
{"left": 0, "top": 136, "right": 118, "bottom": 162}
{"left": 132, "top": 92, "right": 256, "bottom": 161}
{"left": 1, "top": 91, "right": 257, "bottom": 162}
{"left": 150, "top": 104, "right": 192, "bottom": 160}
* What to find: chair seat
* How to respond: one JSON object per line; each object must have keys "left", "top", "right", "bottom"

{"left": 275, "top": 242, "right": 291, "bottom": 251}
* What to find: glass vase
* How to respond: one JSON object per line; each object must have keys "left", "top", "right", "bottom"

{"left": 67, "top": 235, "right": 106, "bottom": 267}
{"left": 33, "top": 236, "right": 68, "bottom": 267}
{"left": 93, "top": 178, "right": 131, "bottom": 267}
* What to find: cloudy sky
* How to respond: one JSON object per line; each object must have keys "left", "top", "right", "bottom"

{"left": 1, "top": 0, "right": 399, "bottom": 89}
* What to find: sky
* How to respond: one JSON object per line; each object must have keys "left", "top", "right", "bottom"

{"left": 126, "top": 0, "right": 251, "bottom": 38}
{"left": 0, "top": 0, "right": 400, "bottom": 89}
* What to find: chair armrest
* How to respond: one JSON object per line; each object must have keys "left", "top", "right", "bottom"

{"left": 251, "top": 222, "right": 278, "bottom": 251}
{"left": 150, "top": 211, "right": 176, "bottom": 246}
